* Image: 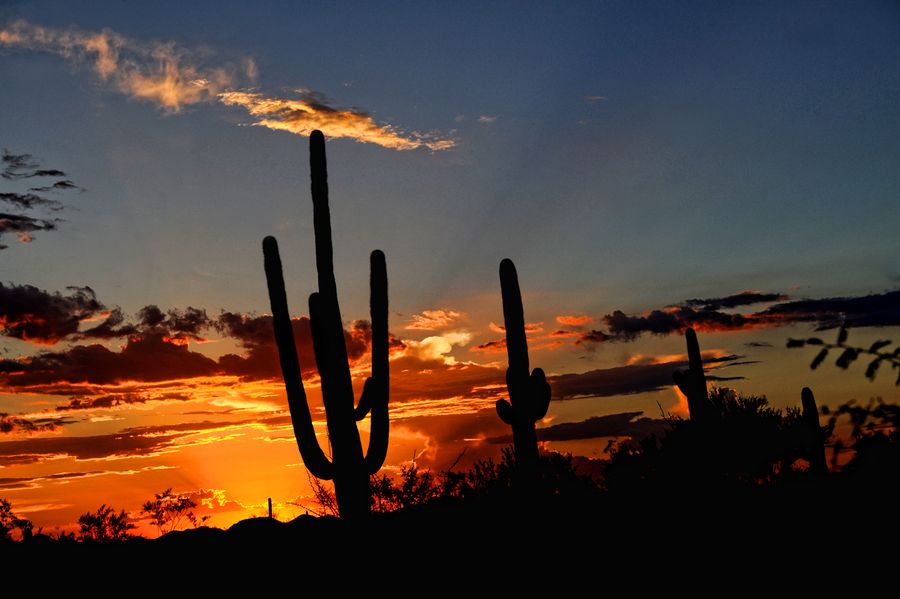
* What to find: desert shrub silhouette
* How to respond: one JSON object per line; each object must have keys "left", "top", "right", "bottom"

{"left": 264, "top": 130, "right": 389, "bottom": 520}
{"left": 0, "top": 499, "right": 33, "bottom": 542}
{"left": 602, "top": 387, "right": 826, "bottom": 496}
{"left": 77, "top": 504, "right": 136, "bottom": 542}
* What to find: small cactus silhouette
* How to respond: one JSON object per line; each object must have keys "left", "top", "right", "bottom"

{"left": 495, "top": 258, "right": 551, "bottom": 469}
{"left": 672, "top": 327, "right": 713, "bottom": 426}
{"left": 263, "top": 130, "right": 389, "bottom": 520}
{"left": 800, "top": 387, "right": 828, "bottom": 475}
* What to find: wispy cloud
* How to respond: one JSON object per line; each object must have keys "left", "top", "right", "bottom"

{"left": 584, "top": 95, "right": 607, "bottom": 103}
{"left": 0, "top": 19, "right": 245, "bottom": 112}
{"left": 405, "top": 309, "right": 462, "bottom": 330}
{"left": 1, "top": 20, "right": 455, "bottom": 150}
{"left": 219, "top": 90, "right": 455, "bottom": 151}
{"left": 477, "top": 115, "right": 497, "bottom": 123}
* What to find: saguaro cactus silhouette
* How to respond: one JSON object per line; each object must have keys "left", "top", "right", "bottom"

{"left": 801, "top": 387, "right": 828, "bottom": 475}
{"left": 672, "top": 327, "right": 713, "bottom": 426}
{"left": 495, "top": 258, "right": 551, "bottom": 470}
{"left": 263, "top": 130, "right": 389, "bottom": 520}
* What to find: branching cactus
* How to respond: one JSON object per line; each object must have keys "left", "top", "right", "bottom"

{"left": 495, "top": 258, "right": 551, "bottom": 470}
{"left": 801, "top": 387, "right": 828, "bottom": 475}
{"left": 672, "top": 327, "right": 713, "bottom": 426}
{"left": 263, "top": 130, "right": 389, "bottom": 520}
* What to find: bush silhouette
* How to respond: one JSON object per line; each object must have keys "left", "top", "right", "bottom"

{"left": 141, "top": 488, "right": 208, "bottom": 536}
{"left": 602, "top": 387, "right": 823, "bottom": 493}
{"left": 78, "top": 504, "right": 136, "bottom": 542}
{"left": 0, "top": 499, "right": 33, "bottom": 541}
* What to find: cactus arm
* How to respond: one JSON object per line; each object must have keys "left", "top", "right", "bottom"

{"left": 531, "top": 368, "right": 551, "bottom": 420}
{"left": 262, "top": 236, "right": 334, "bottom": 480}
{"left": 363, "top": 249, "right": 390, "bottom": 474}
{"left": 801, "top": 387, "right": 828, "bottom": 475}
{"left": 496, "top": 398, "right": 515, "bottom": 425}
{"left": 354, "top": 378, "right": 374, "bottom": 421}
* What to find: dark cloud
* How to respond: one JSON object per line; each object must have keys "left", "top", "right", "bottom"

{"left": 759, "top": 290, "right": 900, "bottom": 329}
{"left": 28, "top": 180, "right": 83, "bottom": 193}
{"left": 55, "top": 391, "right": 190, "bottom": 412}
{"left": 488, "top": 411, "right": 669, "bottom": 444}
{"left": 550, "top": 356, "right": 741, "bottom": 400}
{"left": 745, "top": 341, "right": 773, "bottom": 348}
{"left": 472, "top": 338, "right": 506, "bottom": 353}
{"left": 684, "top": 292, "right": 788, "bottom": 310}
{"left": 1, "top": 150, "right": 38, "bottom": 179}
{"left": 0, "top": 470, "right": 108, "bottom": 491}
{"left": 578, "top": 289, "right": 900, "bottom": 344}
{"left": 0, "top": 283, "right": 103, "bottom": 344}
{"left": 0, "top": 415, "right": 292, "bottom": 466}
{"left": 0, "top": 192, "right": 63, "bottom": 210}
{"left": 0, "top": 212, "right": 58, "bottom": 248}
{"left": 0, "top": 334, "right": 219, "bottom": 387}
{"left": 0, "top": 413, "right": 76, "bottom": 434}
{"left": 1, "top": 150, "right": 82, "bottom": 249}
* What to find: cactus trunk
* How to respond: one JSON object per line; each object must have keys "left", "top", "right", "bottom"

{"left": 673, "top": 327, "right": 712, "bottom": 427}
{"left": 495, "top": 259, "right": 551, "bottom": 471}
{"left": 263, "top": 130, "right": 389, "bottom": 520}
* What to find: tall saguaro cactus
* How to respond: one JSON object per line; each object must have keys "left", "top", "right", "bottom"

{"left": 495, "top": 258, "right": 551, "bottom": 470}
{"left": 263, "top": 130, "right": 389, "bottom": 520}
{"left": 673, "top": 327, "right": 713, "bottom": 426}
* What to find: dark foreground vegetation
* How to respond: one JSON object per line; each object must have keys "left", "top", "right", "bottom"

{"left": 2, "top": 392, "right": 897, "bottom": 567}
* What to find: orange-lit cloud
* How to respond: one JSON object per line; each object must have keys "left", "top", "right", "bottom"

{"left": 488, "top": 321, "right": 543, "bottom": 334}
{"left": 219, "top": 90, "right": 455, "bottom": 151}
{"left": 1, "top": 20, "right": 454, "bottom": 151}
{"left": 405, "top": 309, "right": 462, "bottom": 330}
{"left": 556, "top": 315, "right": 593, "bottom": 326}
{"left": 0, "top": 20, "right": 248, "bottom": 112}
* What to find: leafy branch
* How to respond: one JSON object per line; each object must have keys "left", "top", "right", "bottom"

{"left": 787, "top": 326, "right": 900, "bottom": 384}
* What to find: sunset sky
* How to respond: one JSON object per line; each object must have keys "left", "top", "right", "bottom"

{"left": 1, "top": 1, "right": 898, "bottom": 534}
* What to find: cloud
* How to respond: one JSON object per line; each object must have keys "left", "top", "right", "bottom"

{"left": 54, "top": 391, "right": 190, "bottom": 412}
{"left": 28, "top": 180, "right": 83, "bottom": 193}
{"left": 0, "top": 283, "right": 104, "bottom": 344}
{"left": 477, "top": 115, "right": 497, "bottom": 123}
{"left": 556, "top": 315, "right": 593, "bottom": 326}
{"left": 684, "top": 291, "right": 788, "bottom": 310}
{"left": 0, "top": 468, "right": 161, "bottom": 491}
{"left": 219, "top": 90, "right": 455, "bottom": 151}
{"left": 0, "top": 415, "right": 292, "bottom": 466}
{"left": 2, "top": 20, "right": 454, "bottom": 151}
{"left": 402, "top": 331, "right": 472, "bottom": 364}
{"left": 0, "top": 413, "right": 76, "bottom": 434}
{"left": 549, "top": 355, "right": 742, "bottom": 401}
{"left": 1, "top": 150, "right": 83, "bottom": 248}
{"left": 488, "top": 411, "right": 668, "bottom": 444}
{"left": 584, "top": 95, "right": 607, "bottom": 103}
{"left": 577, "top": 289, "right": 900, "bottom": 344}
{"left": 745, "top": 341, "right": 773, "bottom": 348}
{"left": 405, "top": 309, "right": 462, "bottom": 330}
{"left": 471, "top": 338, "right": 506, "bottom": 353}
{"left": 0, "top": 19, "right": 245, "bottom": 112}
{"left": 0, "top": 192, "right": 63, "bottom": 211}
{"left": 0, "top": 212, "right": 57, "bottom": 248}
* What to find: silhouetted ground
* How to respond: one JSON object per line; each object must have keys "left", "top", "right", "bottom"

{"left": 3, "top": 394, "right": 897, "bottom": 581}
